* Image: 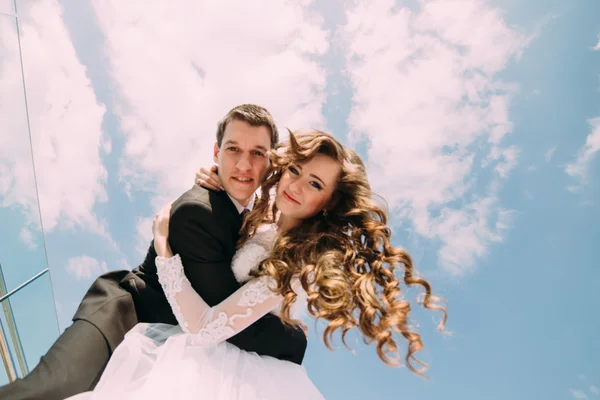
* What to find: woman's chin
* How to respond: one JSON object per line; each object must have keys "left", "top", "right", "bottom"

{"left": 275, "top": 198, "right": 297, "bottom": 217}
{"left": 274, "top": 197, "right": 287, "bottom": 213}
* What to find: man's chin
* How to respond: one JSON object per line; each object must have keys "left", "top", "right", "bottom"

{"left": 226, "top": 188, "right": 258, "bottom": 204}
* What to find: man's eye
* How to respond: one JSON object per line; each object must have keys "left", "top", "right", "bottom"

{"left": 253, "top": 151, "right": 265, "bottom": 157}
{"left": 227, "top": 147, "right": 239, "bottom": 152}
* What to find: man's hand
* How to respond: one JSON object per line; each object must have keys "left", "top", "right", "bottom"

{"left": 196, "top": 164, "right": 224, "bottom": 191}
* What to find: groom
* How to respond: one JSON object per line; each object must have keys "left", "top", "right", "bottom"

{"left": 0, "top": 104, "right": 307, "bottom": 400}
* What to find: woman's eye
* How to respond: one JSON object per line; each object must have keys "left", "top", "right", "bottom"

{"left": 310, "top": 181, "right": 322, "bottom": 190}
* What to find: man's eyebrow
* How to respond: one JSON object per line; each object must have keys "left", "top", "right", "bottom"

{"left": 223, "top": 140, "right": 267, "bottom": 152}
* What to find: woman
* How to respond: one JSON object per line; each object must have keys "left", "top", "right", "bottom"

{"left": 68, "top": 130, "right": 446, "bottom": 399}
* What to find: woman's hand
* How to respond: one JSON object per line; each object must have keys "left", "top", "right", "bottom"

{"left": 195, "top": 165, "right": 224, "bottom": 191}
{"left": 152, "top": 202, "right": 174, "bottom": 257}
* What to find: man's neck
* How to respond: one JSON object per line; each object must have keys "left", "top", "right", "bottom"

{"left": 226, "top": 193, "right": 255, "bottom": 213}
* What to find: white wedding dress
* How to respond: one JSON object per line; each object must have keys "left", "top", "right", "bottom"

{"left": 67, "top": 223, "right": 324, "bottom": 400}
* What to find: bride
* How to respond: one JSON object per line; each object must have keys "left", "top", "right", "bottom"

{"left": 67, "top": 130, "right": 447, "bottom": 399}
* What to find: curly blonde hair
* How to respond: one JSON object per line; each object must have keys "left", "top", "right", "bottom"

{"left": 240, "top": 130, "right": 447, "bottom": 375}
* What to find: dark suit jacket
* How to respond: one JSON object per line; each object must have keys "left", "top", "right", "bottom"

{"left": 72, "top": 185, "right": 307, "bottom": 364}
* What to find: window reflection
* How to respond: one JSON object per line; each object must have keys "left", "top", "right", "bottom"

{"left": 0, "top": 268, "right": 58, "bottom": 384}
{"left": 0, "top": 5, "right": 59, "bottom": 384}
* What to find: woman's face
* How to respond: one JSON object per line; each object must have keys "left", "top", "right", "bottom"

{"left": 275, "top": 153, "right": 341, "bottom": 221}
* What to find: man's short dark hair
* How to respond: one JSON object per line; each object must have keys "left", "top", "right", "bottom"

{"left": 216, "top": 104, "right": 279, "bottom": 148}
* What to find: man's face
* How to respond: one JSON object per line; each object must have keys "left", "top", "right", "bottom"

{"left": 214, "top": 119, "right": 272, "bottom": 206}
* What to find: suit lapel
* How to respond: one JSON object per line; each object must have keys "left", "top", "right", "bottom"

{"left": 216, "top": 190, "right": 242, "bottom": 222}
{"left": 212, "top": 190, "right": 260, "bottom": 246}
{"left": 212, "top": 191, "right": 243, "bottom": 247}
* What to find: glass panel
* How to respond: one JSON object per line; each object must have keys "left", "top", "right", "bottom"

{"left": 0, "top": 14, "right": 49, "bottom": 292}
{"left": 0, "top": 10, "right": 57, "bottom": 384}
{"left": 0, "top": 271, "right": 58, "bottom": 385}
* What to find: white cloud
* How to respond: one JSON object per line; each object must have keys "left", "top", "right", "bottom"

{"left": 19, "top": 227, "right": 37, "bottom": 250}
{"left": 434, "top": 198, "right": 514, "bottom": 274}
{"left": 571, "top": 389, "right": 589, "bottom": 399}
{"left": 90, "top": 0, "right": 329, "bottom": 210}
{"left": 0, "top": 0, "right": 110, "bottom": 241}
{"left": 0, "top": 1, "right": 13, "bottom": 14}
{"left": 545, "top": 146, "right": 557, "bottom": 162}
{"left": 590, "top": 385, "right": 599, "bottom": 395}
{"left": 0, "top": 18, "right": 39, "bottom": 224}
{"left": 593, "top": 34, "right": 600, "bottom": 51}
{"left": 118, "top": 257, "right": 133, "bottom": 271}
{"left": 342, "top": 0, "right": 528, "bottom": 274}
{"left": 66, "top": 255, "right": 108, "bottom": 280}
{"left": 566, "top": 117, "right": 600, "bottom": 190}
{"left": 135, "top": 216, "right": 154, "bottom": 258}
{"left": 487, "top": 145, "right": 519, "bottom": 179}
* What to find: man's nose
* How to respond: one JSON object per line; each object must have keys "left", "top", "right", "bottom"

{"left": 236, "top": 154, "right": 251, "bottom": 171}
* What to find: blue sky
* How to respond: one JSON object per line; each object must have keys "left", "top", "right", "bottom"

{"left": 0, "top": 0, "right": 599, "bottom": 398}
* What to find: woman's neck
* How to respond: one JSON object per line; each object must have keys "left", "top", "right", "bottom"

{"left": 276, "top": 214, "right": 301, "bottom": 232}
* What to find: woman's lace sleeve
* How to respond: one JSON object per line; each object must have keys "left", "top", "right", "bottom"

{"left": 156, "top": 254, "right": 296, "bottom": 347}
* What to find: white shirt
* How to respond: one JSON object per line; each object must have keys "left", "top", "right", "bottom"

{"left": 227, "top": 192, "right": 256, "bottom": 214}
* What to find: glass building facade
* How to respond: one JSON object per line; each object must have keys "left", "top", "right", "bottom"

{"left": 0, "top": 0, "right": 60, "bottom": 385}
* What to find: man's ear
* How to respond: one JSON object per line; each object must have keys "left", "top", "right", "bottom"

{"left": 213, "top": 142, "right": 220, "bottom": 163}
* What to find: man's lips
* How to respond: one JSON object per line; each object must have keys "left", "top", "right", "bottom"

{"left": 232, "top": 176, "right": 253, "bottom": 184}
{"left": 283, "top": 191, "right": 300, "bottom": 204}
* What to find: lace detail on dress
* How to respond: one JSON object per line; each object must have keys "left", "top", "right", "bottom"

{"left": 156, "top": 254, "right": 189, "bottom": 330}
{"left": 156, "top": 249, "right": 293, "bottom": 348}
{"left": 189, "top": 312, "right": 235, "bottom": 346}
{"left": 238, "top": 277, "right": 276, "bottom": 306}
{"left": 155, "top": 222, "right": 312, "bottom": 348}
{"left": 231, "top": 223, "right": 311, "bottom": 320}
{"left": 189, "top": 277, "right": 277, "bottom": 347}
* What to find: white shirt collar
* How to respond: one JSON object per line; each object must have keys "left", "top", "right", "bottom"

{"left": 227, "top": 192, "right": 256, "bottom": 214}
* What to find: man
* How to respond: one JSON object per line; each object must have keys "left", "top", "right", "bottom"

{"left": 0, "top": 104, "right": 307, "bottom": 400}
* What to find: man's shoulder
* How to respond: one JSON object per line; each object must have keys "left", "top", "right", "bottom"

{"left": 173, "top": 184, "right": 212, "bottom": 210}
{"left": 171, "top": 185, "right": 238, "bottom": 224}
